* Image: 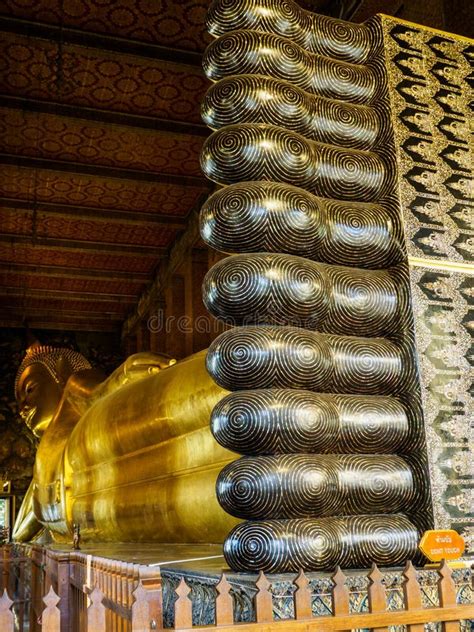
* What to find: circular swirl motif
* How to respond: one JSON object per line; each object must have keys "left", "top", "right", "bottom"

{"left": 201, "top": 124, "right": 386, "bottom": 201}
{"left": 327, "top": 334, "right": 402, "bottom": 394}
{"left": 200, "top": 182, "right": 400, "bottom": 269}
{"left": 207, "top": 326, "right": 402, "bottom": 394}
{"left": 200, "top": 0, "right": 432, "bottom": 577}
{"left": 206, "top": 0, "right": 372, "bottom": 64}
{"left": 223, "top": 514, "right": 419, "bottom": 572}
{"left": 211, "top": 389, "right": 410, "bottom": 455}
{"left": 217, "top": 454, "right": 414, "bottom": 519}
{"left": 203, "top": 31, "right": 376, "bottom": 104}
{"left": 322, "top": 198, "right": 400, "bottom": 267}
{"left": 324, "top": 265, "right": 398, "bottom": 336}
{"left": 203, "top": 253, "right": 398, "bottom": 336}
{"left": 202, "top": 75, "right": 380, "bottom": 150}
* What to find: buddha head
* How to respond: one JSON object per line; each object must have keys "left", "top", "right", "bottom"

{"left": 15, "top": 343, "right": 91, "bottom": 437}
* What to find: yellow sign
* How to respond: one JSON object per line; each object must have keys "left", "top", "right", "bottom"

{"left": 419, "top": 529, "right": 465, "bottom": 562}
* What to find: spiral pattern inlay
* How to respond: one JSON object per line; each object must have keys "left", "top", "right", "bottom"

{"left": 203, "top": 254, "right": 398, "bottom": 336}
{"left": 204, "top": 31, "right": 377, "bottom": 104}
{"left": 217, "top": 454, "right": 414, "bottom": 519}
{"left": 207, "top": 326, "right": 402, "bottom": 394}
{"left": 211, "top": 390, "right": 410, "bottom": 455}
{"left": 200, "top": 182, "right": 402, "bottom": 268}
{"left": 207, "top": 0, "right": 372, "bottom": 64}
{"left": 202, "top": 75, "right": 380, "bottom": 150}
{"left": 223, "top": 515, "right": 419, "bottom": 572}
{"left": 200, "top": 0, "right": 432, "bottom": 572}
{"left": 201, "top": 124, "right": 386, "bottom": 200}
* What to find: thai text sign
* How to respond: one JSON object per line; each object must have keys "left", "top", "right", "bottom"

{"left": 419, "top": 529, "right": 465, "bottom": 562}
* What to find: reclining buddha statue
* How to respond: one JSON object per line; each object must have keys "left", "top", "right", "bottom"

{"left": 13, "top": 343, "right": 238, "bottom": 544}
{"left": 14, "top": 0, "right": 443, "bottom": 572}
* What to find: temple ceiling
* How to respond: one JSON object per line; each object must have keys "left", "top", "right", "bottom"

{"left": 0, "top": 0, "right": 213, "bottom": 333}
{"left": 0, "top": 0, "right": 471, "bottom": 333}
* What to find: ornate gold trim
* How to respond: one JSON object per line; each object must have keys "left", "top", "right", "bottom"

{"left": 408, "top": 256, "right": 474, "bottom": 276}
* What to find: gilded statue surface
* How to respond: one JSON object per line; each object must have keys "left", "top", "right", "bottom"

{"left": 13, "top": 342, "right": 238, "bottom": 544}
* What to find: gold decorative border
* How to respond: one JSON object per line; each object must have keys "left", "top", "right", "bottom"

{"left": 409, "top": 257, "right": 474, "bottom": 275}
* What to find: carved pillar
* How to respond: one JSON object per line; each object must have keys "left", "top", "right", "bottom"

{"left": 56, "top": 553, "right": 71, "bottom": 632}
{"left": 183, "top": 257, "right": 194, "bottom": 357}
{"left": 165, "top": 275, "right": 187, "bottom": 360}
{"left": 135, "top": 321, "right": 150, "bottom": 353}
{"left": 191, "top": 248, "right": 212, "bottom": 353}
{"left": 149, "top": 296, "right": 167, "bottom": 354}
{"left": 124, "top": 334, "right": 137, "bottom": 358}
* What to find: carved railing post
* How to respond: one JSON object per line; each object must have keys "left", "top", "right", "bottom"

{"left": 30, "top": 544, "right": 46, "bottom": 630}
{"left": 437, "top": 560, "right": 458, "bottom": 632}
{"left": 402, "top": 561, "right": 424, "bottom": 632}
{"left": 18, "top": 554, "right": 26, "bottom": 632}
{"left": 139, "top": 566, "right": 163, "bottom": 631}
{"left": 2, "top": 545, "right": 10, "bottom": 592}
{"left": 44, "top": 548, "right": 53, "bottom": 593}
{"left": 123, "top": 562, "right": 133, "bottom": 612}
{"left": 294, "top": 569, "right": 312, "bottom": 620}
{"left": 0, "top": 588, "right": 13, "bottom": 631}
{"left": 132, "top": 582, "right": 150, "bottom": 632}
{"left": 87, "top": 586, "right": 106, "bottom": 632}
{"left": 42, "top": 586, "right": 61, "bottom": 632}
{"left": 368, "top": 564, "right": 389, "bottom": 632}
{"left": 56, "top": 552, "right": 70, "bottom": 632}
{"left": 331, "top": 566, "right": 350, "bottom": 616}
{"left": 215, "top": 573, "right": 233, "bottom": 625}
{"left": 174, "top": 578, "right": 192, "bottom": 629}
{"left": 255, "top": 571, "right": 273, "bottom": 623}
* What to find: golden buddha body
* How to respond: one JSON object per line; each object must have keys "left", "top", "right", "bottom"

{"left": 13, "top": 343, "right": 239, "bottom": 544}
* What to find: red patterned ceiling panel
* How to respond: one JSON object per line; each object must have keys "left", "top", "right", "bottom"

{"left": 0, "top": 108, "right": 204, "bottom": 176}
{"left": 0, "top": 0, "right": 210, "bottom": 52}
{"left": 0, "top": 272, "right": 145, "bottom": 295}
{"left": 4, "top": 295, "right": 132, "bottom": 314}
{"left": 0, "top": 33, "right": 208, "bottom": 121}
{"left": 0, "top": 208, "right": 32, "bottom": 235}
{"left": 0, "top": 208, "right": 177, "bottom": 247}
{"left": 0, "top": 166, "right": 207, "bottom": 215}
{"left": 0, "top": 243, "right": 156, "bottom": 273}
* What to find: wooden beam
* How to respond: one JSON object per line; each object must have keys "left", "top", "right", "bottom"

{"left": 1, "top": 300, "right": 128, "bottom": 315}
{"left": 0, "top": 234, "right": 167, "bottom": 256}
{"left": 1, "top": 306, "right": 124, "bottom": 319}
{"left": 0, "top": 287, "right": 138, "bottom": 302}
{"left": 0, "top": 154, "right": 207, "bottom": 188}
{"left": 0, "top": 263, "right": 148, "bottom": 283}
{"left": 0, "top": 96, "right": 209, "bottom": 137}
{"left": 0, "top": 318, "right": 120, "bottom": 332}
{"left": 0, "top": 198, "right": 188, "bottom": 229}
{"left": 0, "top": 16, "right": 203, "bottom": 67}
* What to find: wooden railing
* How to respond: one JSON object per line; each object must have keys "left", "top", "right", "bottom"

{"left": 0, "top": 544, "right": 473, "bottom": 631}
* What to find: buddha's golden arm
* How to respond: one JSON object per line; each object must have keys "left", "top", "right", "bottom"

{"left": 12, "top": 480, "right": 42, "bottom": 542}
{"left": 63, "top": 352, "right": 177, "bottom": 417}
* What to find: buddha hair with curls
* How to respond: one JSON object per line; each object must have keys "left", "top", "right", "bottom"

{"left": 15, "top": 345, "right": 91, "bottom": 399}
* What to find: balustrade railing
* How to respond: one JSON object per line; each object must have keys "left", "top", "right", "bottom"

{"left": 0, "top": 544, "right": 472, "bottom": 631}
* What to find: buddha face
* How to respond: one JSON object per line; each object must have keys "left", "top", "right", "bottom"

{"left": 16, "top": 363, "right": 63, "bottom": 437}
